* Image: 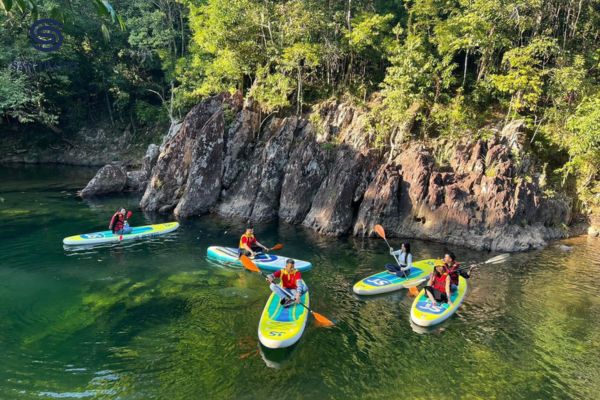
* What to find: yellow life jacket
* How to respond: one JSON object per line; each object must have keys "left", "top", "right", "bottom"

{"left": 239, "top": 233, "right": 256, "bottom": 249}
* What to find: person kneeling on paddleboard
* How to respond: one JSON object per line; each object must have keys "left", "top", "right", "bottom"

{"left": 385, "top": 242, "right": 413, "bottom": 277}
{"left": 266, "top": 259, "right": 307, "bottom": 308}
{"left": 443, "top": 251, "right": 470, "bottom": 293}
{"left": 109, "top": 208, "right": 133, "bottom": 235}
{"left": 238, "top": 227, "right": 268, "bottom": 258}
{"left": 424, "top": 260, "right": 451, "bottom": 306}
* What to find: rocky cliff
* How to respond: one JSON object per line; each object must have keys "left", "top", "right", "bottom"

{"left": 84, "top": 93, "right": 575, "bottom": 251}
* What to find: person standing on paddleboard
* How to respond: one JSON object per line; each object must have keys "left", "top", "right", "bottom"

{"left": 238, "top": 227, "right": 268, "bottom": 258}
{"left": 385, "top": 242, "right": 413, "bottom": 277}
{"left": 443, "top": 251, "right": 470, "bottom": 293}
{"left": 423, "top": 260, "right": 451, "bottom": 306}
{"left": 266, "top": 259, "right": 307, "bottom": 308}
{"left": 109, "top": 208, "right": 133, "bottom": 235}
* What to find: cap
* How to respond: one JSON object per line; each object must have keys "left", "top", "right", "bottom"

{"left": 434, "top": 259, "right": 445, "bottom": 267}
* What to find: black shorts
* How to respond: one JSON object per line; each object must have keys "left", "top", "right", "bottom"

{"left": 424, "top": 286, "right": 448, "bottom": 303}
{"left": 238, "top": 246, "right": 263, "bottom": 257}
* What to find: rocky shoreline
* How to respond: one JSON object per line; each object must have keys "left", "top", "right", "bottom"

{"left": 77, "top": 93, "right": 596, "bottom": 251}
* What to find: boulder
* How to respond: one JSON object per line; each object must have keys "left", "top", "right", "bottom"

{"left": 174, "top": 109, "right": 226, "bottom": 217}
{"left": 80, "top": 164, "right": 127, "bottom": 198}
{"left": 302, "top": 147, "right": 367, "bottom": 236}
{"left": 140, "top": 93, "right": 242, "bottom": 212}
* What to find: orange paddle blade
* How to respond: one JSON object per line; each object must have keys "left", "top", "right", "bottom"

{"left": 270, "top": 244, "right": 284, "bottom": 251}
{"left": 374, "top": 224, "right": 386, "bottom": 240}
{"left": 408, "top": 286, "right": 420, "bottom": 297}
{"left": 240, "top": 255, "right": 261, "bottom": 273}
{"left": 311, "top": 311, "right": 335, "bottom": 327}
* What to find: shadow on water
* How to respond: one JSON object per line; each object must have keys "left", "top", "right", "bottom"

{"left": 259, "top": 343, "right": 299, "bottom": 369}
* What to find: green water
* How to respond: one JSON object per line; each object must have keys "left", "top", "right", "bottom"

{"left": 1, "top": 164, "right": 600, "bottom": 399}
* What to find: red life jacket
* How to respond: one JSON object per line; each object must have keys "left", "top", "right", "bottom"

{"left": 110, "top": 212, "right": 124, "bottom": 232}
{"left": 432, "top": 272, "right": 448, "bottom": 293}
{"left": 445, "top": 261, "right": 461, "bottom": 286}
{"left": 274, "top": 269, "right": 301, "bottom": 290}
{"left": 239, "top": 233, "right": 257, "bottom": 249}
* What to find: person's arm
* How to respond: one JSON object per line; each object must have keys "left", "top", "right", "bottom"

{"left": 446, "top": 276, "right": 452, "bottom": 306}
{"left": 459, "top": 266, "right": 470, "bottom": 279}
{"left": 401, "top": 254, "right": 413, "bottom": 271}
{"left": 267, "top": 270, "right": 280, "bottom": 283}
{"left": 391, "top": 249, "right": 403, "bottom": 258}
{"left": 255, "top": 239, "right": 268, "bottom": 251}
{"left": 241, "top": 237, "right": 255, "bottom": 256}
{"left": 427, "top": 273, "right": 434, "bottom": 286}
{"left": 109, "top": 213, "right": 117, "bottom": 229}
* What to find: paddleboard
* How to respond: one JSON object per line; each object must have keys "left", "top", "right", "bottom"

{"left": 410, "top": 276, "right": 468, "bottom": 327}
{"left": 63, "top": 222, "right": 180, "bottom": 245}
{"left": 258, "top": 286, "right": 309, "bottom": 349}
{"left": 353, "top": 259, "right": 436, "bottom": 295}
{"left": 206, "top": 246, "right": 312, "bottom": 272}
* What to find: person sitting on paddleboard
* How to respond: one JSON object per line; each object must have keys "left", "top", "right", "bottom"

{"left": 424, "top": 260, "right": 451, "bottom": 306}
{"left": 266, "top": 259, "right": 307, "bottom": 308}
{"left": 385, "top": 242, "right": 413, "bottom": 277}
{"left": 443, "top": 251, "right": 470, "bottom": 293}
{"left": 109, "top": 208, "right": 133, "bottom": 235}
{"left": 238, "top": 227, "right": 268, "bottom": 258}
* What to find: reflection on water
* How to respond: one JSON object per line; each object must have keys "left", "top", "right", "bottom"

{"left": 1, "top": 164, "right": 600, "bottom": 399}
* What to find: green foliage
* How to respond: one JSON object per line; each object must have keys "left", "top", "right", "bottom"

{"left": 135, "top": 100, "right": 167, "bottom": 126}
{"left": 0, "top": 69, "right": 58, "bottom": 125}
{"left": 249, "top": 66, "right": 293, "bottom": 113}
{"left": 1, "top": 0, "right": 600, "bottom": 213}
{"left": 561, "top": 93, "right": 600, "bottom": 206}
{"left": 490, "top": 38, "right": 559, "bottom": 113}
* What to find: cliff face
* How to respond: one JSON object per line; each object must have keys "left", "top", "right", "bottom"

{"left": 130, "top": 93, "right": 572, "bottom": 251}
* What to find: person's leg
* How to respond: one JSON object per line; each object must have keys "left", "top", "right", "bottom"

{"left": 123, "top": 226, "right": 133, "bottom": 234}
{"left": 297, "top": 281, "right": 308, "bottom": 295}
{"left": 270, "top": 283, "right": 290, "bottom": 302}
{"left": 397, "top": 266, "right": 410, "bottom": 278}
{"left": 238, "top": 248, "right": 251, "bottom": 258}
{"left": 283, "top": 288, "right": 299, "bottom": 307}
{"left": 439, "top": 292, "right": 449, "bottom": 304}
{"left": 424, "top": 286, "right": 437, "bottom": 304}
{"left": 385, "top": 263, "right": 400, "bottom": 273}
{"left": 450, "top": 283, "right": 458, "bottom": 293}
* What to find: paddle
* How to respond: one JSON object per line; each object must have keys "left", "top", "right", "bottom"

{"left": 268, "top": 243, "right": 283, "bottom": 252}
{"left": 374, "top": 224, "right": 420, "bottom": 296}
{"left": 240, "top": 255, "right": 335, "bottom": 327}
{"left": 454, "top": 253, "right": 510, "bottom": 274}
